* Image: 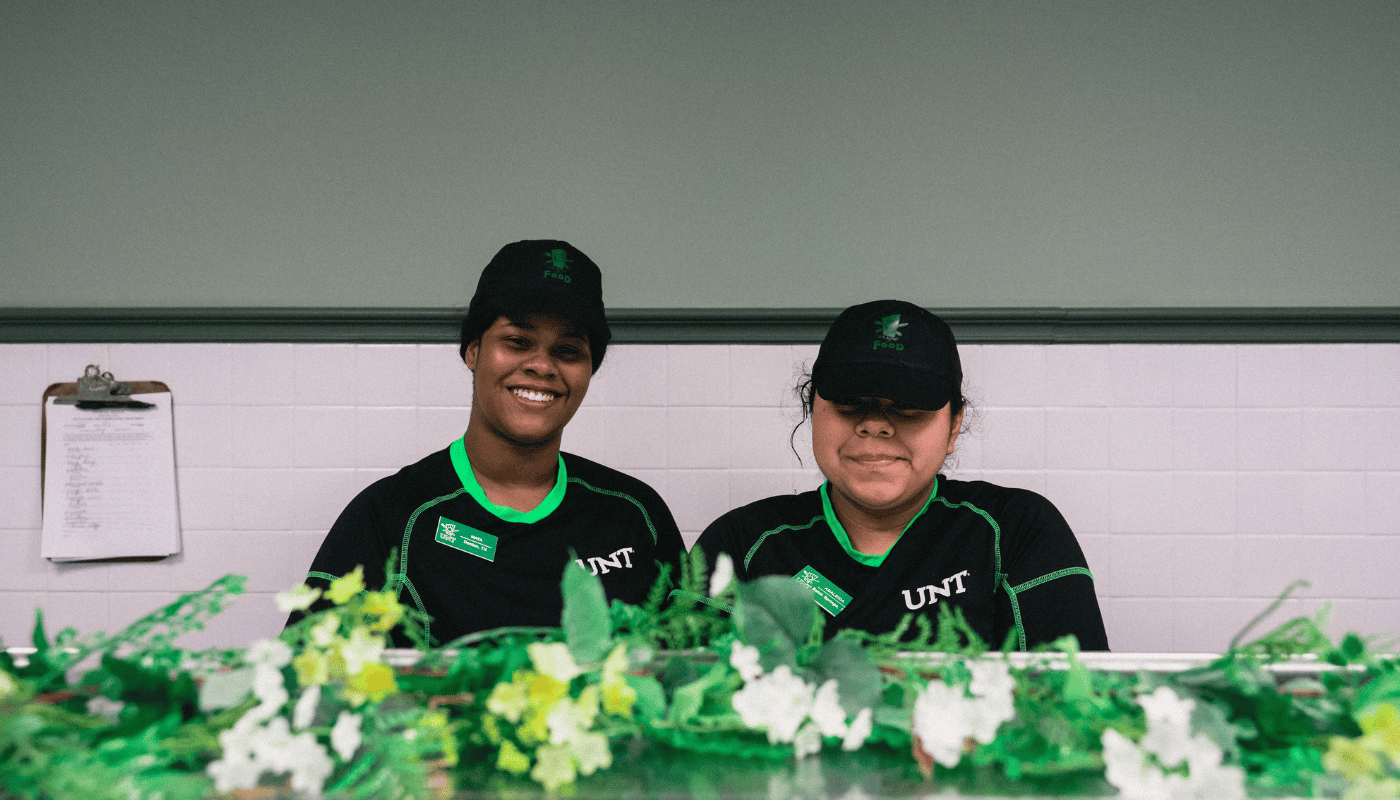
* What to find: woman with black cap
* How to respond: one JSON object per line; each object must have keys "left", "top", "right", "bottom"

{"left": 695, "top": 300, "right": 1108, "bottom": 651}
{"left": 293, "top": 240, "right": 686, "bottom": 647}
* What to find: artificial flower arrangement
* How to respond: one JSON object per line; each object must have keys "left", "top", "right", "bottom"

{"left": 1, "top": 552, "right": 1398, "bottom": 800}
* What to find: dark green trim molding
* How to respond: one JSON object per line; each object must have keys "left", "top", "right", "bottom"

{"left": 2, "top": 307, "right": 1398, "bottom": 344}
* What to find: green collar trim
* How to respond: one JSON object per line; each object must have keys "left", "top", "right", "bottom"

{"left": 449, "top": 437, "right": 567, "bottom": 524}
{"left": 820, "top": 478, "right": 939, "bottom": 567}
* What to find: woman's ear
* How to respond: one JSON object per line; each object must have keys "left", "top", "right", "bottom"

{"left": 463, "top": 339, "right": 480, "bottom": 371}
{"left": 946, "top": 408, "right": 965, "bottom": 454}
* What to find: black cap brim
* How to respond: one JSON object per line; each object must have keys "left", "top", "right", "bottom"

{"left": 813, "top": 362, "right": 955, "bottom": 411}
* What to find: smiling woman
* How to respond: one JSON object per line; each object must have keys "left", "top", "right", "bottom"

{"left": 695, "top": 300, "right": 1109, "bottom": 651}
{"left": 289, "top": 241, "right": 686, "bottom": 647}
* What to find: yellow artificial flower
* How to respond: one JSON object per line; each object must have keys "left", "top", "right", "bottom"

{"left": 293, "top": 649, "right": 330, "bottom": 686}
{"left": 417, "top": 710, "right": 459, "bottom": 766}
{"left": 497, "top": 740, "right": 531, "bottom": 776}
{"left": 362, "top": 590, "right": 404, "bottom": 632}
{"left": 527, "top": 642, "right": 581, "bottom": 683}
{"left": 1361, "top": 703, "right": 1400, "bottom": 764}
{"left": 518, "top": 706, "right": 553, "bottom": 746}
{"left": 481, "top": 714, "right": 503, "bottom": 745}
{"left": 486, "top": 678, "right": 530, "bottom": 724}
{"left": 344, "top": 661, "right": 397, "bottom": 705}
{"left": 531, "top": 743, "right": 577, "bottom": 791}
{"left": 601, "top": 644, "right": 637, "bottom": 717}
{"left": 1326, "top": 735, "right": 1384, "bottom": 780}
{"left": 526, "top": 672, "right": 570, "bottom": 709}
{"left": 1342, "top": 774, "right": 1400, "bottom": 800}
{"left": 328, "top": 566, "right": 365, "bottom": 605}
{"left": 0, "top": 669, "right": 18, "bottom": 700}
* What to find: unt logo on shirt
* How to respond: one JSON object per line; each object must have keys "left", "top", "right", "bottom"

{"left": 575, "top": 547, "right": 635, "bottom": 575}
{"left": 543, "top": 248, "right": 573, "bottom": 284}
{"left": 902, "top": 569, "right": 970, "bottom": 610}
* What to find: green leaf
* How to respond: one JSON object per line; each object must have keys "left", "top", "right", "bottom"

{"left": 626, "top": 674, "right": 668, "bottom": 723}
{"left": 561, "top": 559, "right": 611, "bottom": 663}
{"left": 806, "top": 636, "right": 882, "bottom": 716}
{"left": 735, "top": 577, "right": 813, "bottom": 672}
{"left": 668, "top": 661, "right": 730, "bottom": 725}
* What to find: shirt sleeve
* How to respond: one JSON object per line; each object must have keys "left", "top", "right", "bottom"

{"left": 692, "top": 510, "right": 751, "bottom": 581}
{"left": 641, "top": 487, "right": 687, "bottom": 594}
{"left": 284, "top": 486, "right": 397, "bottom": 630}
{"left": 994, "top": 491, "right": 1110, "bottom": 651}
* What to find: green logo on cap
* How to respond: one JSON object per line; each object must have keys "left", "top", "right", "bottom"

{"left": 543, "top": 248, "right": 572, "bottom": 284}
{"left": 874, "top": 314, "right": 907, "bottom": 350}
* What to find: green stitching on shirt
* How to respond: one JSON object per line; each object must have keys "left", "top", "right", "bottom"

{"left": 1010, "top": 567, "right": 1095, "bottom": 594}
{"left": 567, "top": 477, "right": 659, "bottom": 545}
{"left": 1004, "top": 574, "right": 1027, "bottom": 651}
{"left": 744, "top": 515, "right": 824, "bottom": 572}
{"left": 930, "top": 496, "right": 1026, "bottom": 649}
{"left": 306, "top": 571, "right": 338, "bottom": 584}
{"left": 397, "top": 488, "right": 468, "bottom": 644}
{"left": 668, "top": 588, "right": 734, "bottom": 614}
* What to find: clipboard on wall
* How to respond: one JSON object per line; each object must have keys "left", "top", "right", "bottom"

{"left": 40, "top": 365, "right": 181, "bottom": 563}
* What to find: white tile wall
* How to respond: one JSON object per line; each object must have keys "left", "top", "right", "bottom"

{"left": 2, "top": 342, "right": 1398, "bottom": 653}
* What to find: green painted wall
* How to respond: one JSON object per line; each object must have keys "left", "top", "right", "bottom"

{"left": 3, "top": 1, "right": 1397, "bottom": 310}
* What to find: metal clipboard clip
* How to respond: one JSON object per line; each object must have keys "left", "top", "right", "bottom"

{"left": 52, "top": 365, "right": 156, "bottom": 410}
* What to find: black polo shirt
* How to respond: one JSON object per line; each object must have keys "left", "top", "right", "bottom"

{"left": 293, "top": 439, "right": 685, "bottom": 647}
{"left": 694, "top": 477, "right": 1108, "bottom": 651}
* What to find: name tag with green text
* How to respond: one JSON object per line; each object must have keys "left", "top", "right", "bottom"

{"left": 435, "top": 517, "right": 498, "bottom": 562}
{"left": 793, "top": 566, "right": 851, "bottom": 616}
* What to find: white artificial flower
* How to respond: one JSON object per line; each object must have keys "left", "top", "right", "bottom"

{"left": 546, "top": 686, "right": 601, "bottom": 746}
{"left": 330, "top": 711, "right": 363, "bottom": 761}
{"left": 809, "top": 679, "right": 849, "bottom": 738}
{"left": 1138, "top": 686, "right": 1194, "bottom": 732}
{"left": 275, "top": 584, "right": 322, "bottom": 613}
{"left": 571, "top": 730, "right": 613, "bottom": 776}
{"left": 293, "top": 685, "right": 321, "bottom": 730}
{"left": 207, "top": 748, "right": 263, "bottom": 794}
{"left": 310, "top": 615, "right": 340, "bottom": 648}
{"left": 243, "top": 664, "right": 290, "bottom": 724}
{"left": 793, "top": 721, "right": 823, "bottom": 759}
{"left": 246, "top": 638, "right": 293, "bottom": 669}
{"left": 911, "top": 680, "right": 972, "bottom": 768}
{"left": 250, "top": 717, "right": 334, "bottom": 796}
{"left": 86, "top": 695, "right": 125, "bottom": 721}
{"left": 842, "top": 708, "right": 873, "bottom": 751}
{"left": 729, "top": 643, "right": 763, "bottom": 682}
{"left": 528, "top": 642, "right": 582, "bottom": 683}
{"left": 339, "top": 626, "right": 385, "bottom": 676}
{"left": 730, "top": 665, "right": 815, "bottom": 744}
{"left": 1101, "top": 728, "right": 1167, "bottom": 799}
{"left": 911, "top": 661, "right": 1017, "bottom": 770}
{"left": 709, "top": 553, "right": 735, "bottom": 596}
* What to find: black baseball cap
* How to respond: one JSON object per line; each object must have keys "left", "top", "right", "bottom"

{"left": 468, "top": 239, "right": 611, "bottom": 348}
{"left": 811, "top": 300, "right": 962, "bottom": 411}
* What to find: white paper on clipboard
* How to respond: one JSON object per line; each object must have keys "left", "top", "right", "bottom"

{"left": 41, "top": 392, "right": 181, "bottom": 561}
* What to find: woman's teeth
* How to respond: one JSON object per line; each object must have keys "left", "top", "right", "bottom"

{"left": 512, "top": 388, "right": 556, "bottom": 403}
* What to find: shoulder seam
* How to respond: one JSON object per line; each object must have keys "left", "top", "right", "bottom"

{"left": 1009, "top": 566, "right": 1095, "bottom": 594}
{"left": 744, "top": 515, "right": 824, "bottom": 572}
{"left": 568, "top": 477, "right": 659, "bottom": 546}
